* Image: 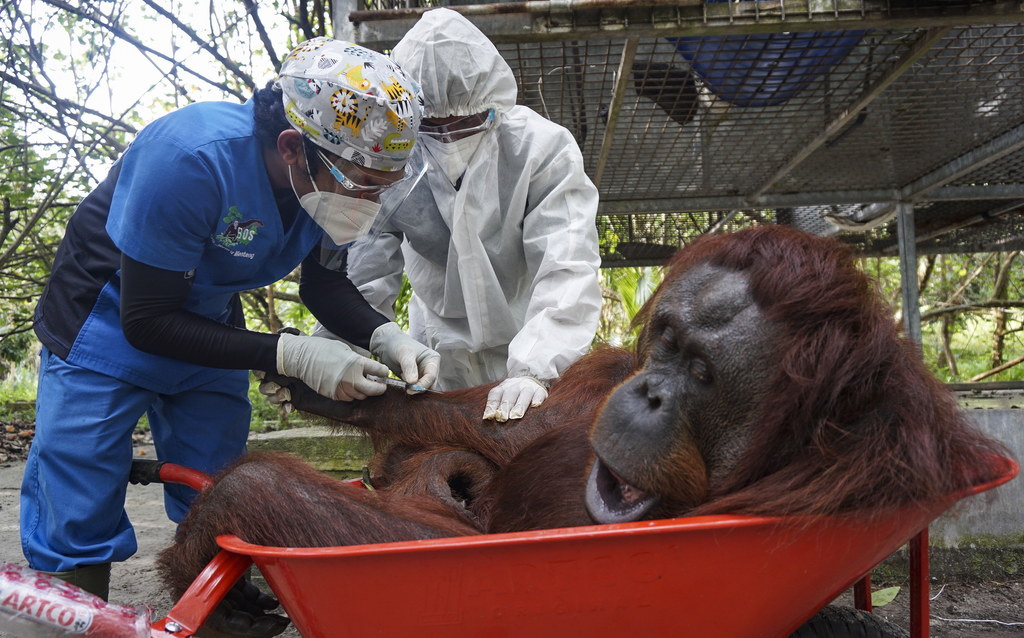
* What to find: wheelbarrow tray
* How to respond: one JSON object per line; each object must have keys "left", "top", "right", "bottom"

{"left": 211, "top": 455, "right": 1017, "bottom": 638}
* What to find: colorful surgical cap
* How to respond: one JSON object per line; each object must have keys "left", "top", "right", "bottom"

{"left": 278, "top": 37, "right": 423, "bottom": 172}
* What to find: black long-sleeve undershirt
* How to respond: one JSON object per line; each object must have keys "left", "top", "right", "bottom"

{"left": 299, "top": 248, "right": 390, "bottom": 347}
{"left": 119, "top": 254, "right": 280, "bottom": 372}
{"left": 119, "top": 248, "right": 390, "bottom": 373}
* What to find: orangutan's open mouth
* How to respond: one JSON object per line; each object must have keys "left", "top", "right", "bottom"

{"left": 584, "top": 458, "right": 659, "bottom": 524}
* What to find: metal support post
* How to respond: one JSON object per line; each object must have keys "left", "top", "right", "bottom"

{"left": 896, "top": 201, "right": 921, "bottom": 344}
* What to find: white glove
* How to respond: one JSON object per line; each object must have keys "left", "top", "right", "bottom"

{"left": 276, "top": 332, "right": 389, "bottom": 401}
{"left": 369, "top": 322, "right": 441, "bottom": 392}
{"left": 311, "top": 322, "right": 372, "bottom": 357}
{"left": 482, "top": 376, "right": 549, "bottom": 422}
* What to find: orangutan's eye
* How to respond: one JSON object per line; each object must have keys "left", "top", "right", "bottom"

{"left": 689, "top": 358, "right": 712, "bottom": 384}
{"left": 658, "top": 326, "right": 678, "bottom": 353}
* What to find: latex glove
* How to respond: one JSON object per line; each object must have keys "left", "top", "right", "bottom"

{"left": 369, "top": 322, "right": 441, "bottom": 392}
{"left": 311, "top": 322, "right": 372, "bottom": 357}
{"left": 276, "top": 332, "right": 389, "bottom": 401}
{"left": 311, "top": 322, "right": 338, "bottom": 341}
{"left": 483, "top": 376, "right": 549, "bottom": 422}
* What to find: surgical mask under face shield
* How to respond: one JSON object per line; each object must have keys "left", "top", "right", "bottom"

{"left": 290, "top": 155, "right": 382, "bottom": 247}
{"left": 419, "top": 109, "right": 495, "bottom": 144}
{"left": 420, "top": 133, "right": 484, "bottom": 188}
{"left": 316, "top": 153, "right": 428, "bottom": 271}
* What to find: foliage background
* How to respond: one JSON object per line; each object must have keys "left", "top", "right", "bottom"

{"left": 1, "top": 1, "right": 1021, "bottom": 427}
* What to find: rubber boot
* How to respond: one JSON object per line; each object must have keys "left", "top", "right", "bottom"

{"left": 40, "top": 562, "right": 111, "bottom": 601}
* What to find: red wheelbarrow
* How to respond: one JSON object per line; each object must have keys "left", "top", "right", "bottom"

{"left": 147, "top": 453, "right": 1017, "bottom": 638}
{"left": 2, "top": 454, "right": 1017, "bottom": 638}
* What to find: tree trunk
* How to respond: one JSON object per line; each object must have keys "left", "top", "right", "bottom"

{"left": 989, "top": 251, "right": 1019, "bottom": 369}
{"left": 267, "top": 284, "right": 281, "bottom": 334}
{"left": 919, "top": 255, "right": 936, "bottom": 296}
{"left": 940, "top": 314, "right": 958, "bottom": 376}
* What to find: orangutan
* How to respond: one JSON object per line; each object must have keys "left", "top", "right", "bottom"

{"left": 157, "top": 225, "right": 1008, "bottom": 636}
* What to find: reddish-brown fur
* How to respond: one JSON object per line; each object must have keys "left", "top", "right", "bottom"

{"left": 157, "top": 346, "right": 637, "bottom": 596}
{"left": 158, "top": 226, "right": 1009, "bottom": 604}
{"left": 157, "top": 452, "right": 479, "bottom": 598}
{"left": 643, "top": 227, "right": 1007, "bottom": 518}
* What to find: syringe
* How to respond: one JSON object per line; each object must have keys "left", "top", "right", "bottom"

{"left": 365, "top": 374, "right": 433, "bottom": 393}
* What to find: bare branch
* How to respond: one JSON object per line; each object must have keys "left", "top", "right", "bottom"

{"left": 944, "top": 253, "right": 994, "bottom": 306}
{"left": 0, "top": 70, "right": 136, "bottom": 135}
{"left": 1, "top": 197, "right": 12, "bottom": 248}
{"left": 242, "top": 0, "right": 282, "bottom": 73}
{"left": 139, "top": 0, "right": 256, "bottom": 92}
{"left": 0, "top": 322, "right": 36, "bottom": 340}
{"left": 38, "top": 0, "right": 246, "bottom": 100}
{"left": 969, "top": 353, "right": 1024, "bottom": 383}
{"left": 244, "top": 287, "right": 302, "bottom": 304}
{"left": 921, "top": 301, "right": 1024, "bottom": 321}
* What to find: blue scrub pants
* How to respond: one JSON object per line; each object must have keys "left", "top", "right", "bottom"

{"left": 20, "top": 347, "right": 251, "bottom": 572}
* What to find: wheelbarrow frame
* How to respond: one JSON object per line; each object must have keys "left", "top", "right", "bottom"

{"left": 141, "top": 455, "right": 1019, "bottom": 638}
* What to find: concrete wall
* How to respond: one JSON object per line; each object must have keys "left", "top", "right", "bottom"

{"left": 931, "top": 409, "right": 1023, "bottom": 547}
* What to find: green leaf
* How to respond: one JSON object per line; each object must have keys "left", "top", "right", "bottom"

{"left": 871, "top": 586, "right": 901, "bottom": 607}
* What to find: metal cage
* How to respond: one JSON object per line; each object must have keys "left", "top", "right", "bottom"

{"left": 341, "top": 1, "right": 1024, "bottom": 267}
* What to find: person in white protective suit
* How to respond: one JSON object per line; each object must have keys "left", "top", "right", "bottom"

{"left": 345, "top": 8, "right": 602, "bottom": 422}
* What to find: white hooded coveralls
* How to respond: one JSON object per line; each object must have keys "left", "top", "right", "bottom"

{"left": 346, "top": 8, "right": 602, "bottom": 391}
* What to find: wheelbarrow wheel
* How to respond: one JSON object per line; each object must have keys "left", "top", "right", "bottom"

{"left": 789, "top": 605, "right": 909, "bottom": 637}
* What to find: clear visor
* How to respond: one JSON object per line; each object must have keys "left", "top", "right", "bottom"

{"left": 316, "top": 153, "right": 428, "bottom": 270}
{"left": 316, "top": 150, "right": 410, "bottom": 196}
{"left": 419, "top": 109, "right": 495, "bottom": 143}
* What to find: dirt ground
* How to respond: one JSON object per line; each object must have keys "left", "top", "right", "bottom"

{"left": 0, "top": 421, "right": 303, "bottom": 638}
{"left": 832, "top": 582, "right": 1024, "bottom": 636}
{"left": 1, "top": 419, "right": 1021, "bottom": 636}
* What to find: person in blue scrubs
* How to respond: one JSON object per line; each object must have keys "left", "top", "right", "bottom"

{"left": 21, "top": 37, "right": 437, "bottom": 615}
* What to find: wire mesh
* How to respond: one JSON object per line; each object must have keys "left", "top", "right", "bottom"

{"left": 598, "top": 210, "right": 766, "bottom": 266}
{"left": 950, "top": 147, "right": 1024, "bottom": 188}
{"left": 791, "top": 25, "right": 1024, "bottom": 193}
{"left": 837, "top": 204, "right": 1024, "bottom": 256}
{"left": 349, "top": 5, "right": 1024, "bottom": 261}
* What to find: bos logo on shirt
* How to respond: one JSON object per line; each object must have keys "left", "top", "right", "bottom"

{"left": 215, "top": 206, "right": 263, "bottom": 259}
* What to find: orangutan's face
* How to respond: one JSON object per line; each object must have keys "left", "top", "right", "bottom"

{"left": 585, "top": 263, "right": 782, "bottom": 524}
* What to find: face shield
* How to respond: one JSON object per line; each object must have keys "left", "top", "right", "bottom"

{"left": 296, "top": 143, "right": 423, "bottom": 247}
{"left": 316, "top": 150, "right": 412, "bottom": 198}
{"left": 316, "top": 152, "right": 428, "bottom": 271}
{"left": 419, "top": 109, "right": 495, "bottom": 144}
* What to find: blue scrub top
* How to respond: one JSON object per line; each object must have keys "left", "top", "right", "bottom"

{"left": 51, "top": 100, "right": 321, "bottom": 393}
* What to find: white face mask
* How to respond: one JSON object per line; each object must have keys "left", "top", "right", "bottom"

{"left": 421, "top": 134, "right": 484, "bottom": 187}
{"left": 289, "top": 165, "right": 382, "bottom": 246}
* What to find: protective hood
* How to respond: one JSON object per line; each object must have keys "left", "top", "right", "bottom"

{"left": 390, "top": 8, "right": 517, "bottom": 118}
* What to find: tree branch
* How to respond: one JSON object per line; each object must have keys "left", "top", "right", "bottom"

{"left": 244, "top": 287, "right": 302, "bottom": 304}
{"left": 969, "top": 353, "right": 1024, "bottom": 382}
{"left": 0, "top": 70, "right": 136, "bottom": 134}
{"left": 944, "top": 253, "right": 993, "bottom": 306}
{"left": 242, "top": 0, "right": 282, "bottom": 73}
{"left": 921, "top": 300, "right": 1024, "bottom": 321}
{"left": 139, "top": 0, "right": 256, "bottom": 92}
{"left": 1, "top": 197, "right": 13, "bottom": 248}
{"left": 38, "top": 0, "right": 246, "bottom": 100}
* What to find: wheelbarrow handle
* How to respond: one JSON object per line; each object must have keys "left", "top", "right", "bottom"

{"left": 152, "top": 548, "right": 253, "bottom": 637}
{"left": 130, "top": 459, "right": 214, "bottom": 492}
{"left": 129, "top": 459, "right": 166, "bottom": 486}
